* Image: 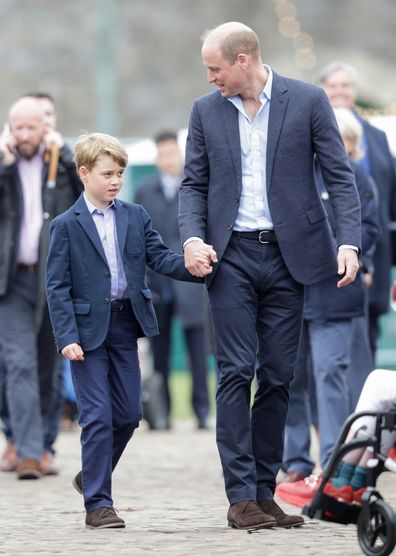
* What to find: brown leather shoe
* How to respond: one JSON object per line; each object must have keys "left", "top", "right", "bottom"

{"left": 85, "top": 506, "right": 125, "bottom": 529}
{"left": 16, "top": 458, "right": 41, "bottom": 480}
{"left": 227, "top": 501, "right": 277, "bottom": 530}
{"left": 0, "top": 441, "right": 19, "bottom": 472}
{"left": 72, "top": 471, "right": 83, "bottom": 494}
{"left": 39, "top": 452, "right": 59, "bottom": 476}
{"left": 277, "top": 470, "right": 306, "bottom": 484}
{"left": 258, "top": 499, "right": 305, "bottom": 528}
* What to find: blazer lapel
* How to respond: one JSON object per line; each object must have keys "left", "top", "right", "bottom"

{"left": 266, "top": 72, "right": 289, "bottom": 192}
{"left": 114, "top": 199, "right": 128, "bottom": 254}
{"left": 74, "top": 194, "right": 108, "bottom": 265}
{"left": 220, "top": 97, "right": 242, "bottom": 190}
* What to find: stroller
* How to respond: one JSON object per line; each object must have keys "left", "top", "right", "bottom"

{"left": 303, "top": 410, "right": 396, "bottom": 556}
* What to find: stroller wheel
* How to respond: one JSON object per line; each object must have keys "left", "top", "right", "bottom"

{"left": 357, "top": 499, "right": 396, "bottom": 556}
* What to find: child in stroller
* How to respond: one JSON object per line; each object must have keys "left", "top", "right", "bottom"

{"left": 278, "top": 368, "right": 396, "bottom": 556}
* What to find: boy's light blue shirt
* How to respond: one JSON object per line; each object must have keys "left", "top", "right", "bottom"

{"left": 83, "top": 194, "right": 127, "bottom": 300}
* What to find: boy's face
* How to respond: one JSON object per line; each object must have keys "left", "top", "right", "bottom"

{"left": 79, "top": 154, "right": 125, "bottom": 210}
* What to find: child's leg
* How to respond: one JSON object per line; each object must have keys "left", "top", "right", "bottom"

{"left": 71, "top": 347, "right": 114, "bottom": 512}
{"left": 107, "top": 306, "right": 142, "bottom": 470}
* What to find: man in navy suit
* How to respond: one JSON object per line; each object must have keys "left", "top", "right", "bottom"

{"left": 46, "top": 133, "right": 211, "bottom": 529}
{"left": 179, "top": 22, "right": 361, "bottom": 530}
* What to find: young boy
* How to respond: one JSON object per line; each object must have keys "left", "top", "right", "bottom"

{"left": 46, "top": 133, "right": 212, "bottom": 529}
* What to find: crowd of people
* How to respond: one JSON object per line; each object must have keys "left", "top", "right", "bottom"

{"left": 0, "top": 21, "right": 395, "bottom": 530}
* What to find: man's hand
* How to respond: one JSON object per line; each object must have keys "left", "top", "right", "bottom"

{"left": 184, "top": 240, "right": 218, "bottom": 277}
{"left": 337, "top": 248, "right": 359, "bottom": 288}
{"left": 0, "top": 127, "right": 16, "bottom": 165}
{"left": 61, "top": 343, "right": 85, "bottom": 361}
{"left": 44, "top": 130, "right": 64, "bottom": 149}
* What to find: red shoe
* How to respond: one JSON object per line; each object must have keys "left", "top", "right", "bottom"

{"left": 352, "top": 487, "right": 366, "bottom": 505}
{"left": 387, "top": 446, "right": 396, "bottom": 461}
{"left": 276, "top": 474, "right": 354, "bottom": 508}
{"left": 275, "top": 474, "right": 322, "bottom": 507}
{"left": 323, "top": 483, "right": 353, "bottom": 503}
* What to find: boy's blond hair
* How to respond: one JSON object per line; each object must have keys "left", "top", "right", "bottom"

{"left": 74, "top": 132, "right": 128, "bottom": 170}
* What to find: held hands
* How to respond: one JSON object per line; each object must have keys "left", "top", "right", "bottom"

{"left": 61, "top": 343, "right": 85, "bottom": 361}
{"left": 337, "top": 248, "right": 360, "bottom": 288}
{"left": 184, "top": 241, "right": 218, "bottom": 277}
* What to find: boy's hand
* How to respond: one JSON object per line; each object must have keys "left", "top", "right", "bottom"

{"left": 184, "top": 241, "right": 218, "bottom": 277}
{"left": 61, "top": 343, "right": 85, "bottom": 361}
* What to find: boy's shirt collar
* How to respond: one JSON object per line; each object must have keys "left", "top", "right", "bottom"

{"left": 83, "top": 193, "right": 115, "bottom": 214}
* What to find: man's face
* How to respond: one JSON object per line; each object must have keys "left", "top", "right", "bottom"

{"left": 322, "top": 69, "right": 357, "bottom": 109}
{"left": 156, "top": 139, "right": 183, "bottom": 177}
{"left": 9, "top": 107, "right": 45, "bottom": 159}
{"left": 80, "top": 154, "right": 125, "bottom": 210}
{"left": 202, "top": 45, "right": 245, "bottom": 98}
{"left": 37, "top": 97, "right": 56, "bottom": 132}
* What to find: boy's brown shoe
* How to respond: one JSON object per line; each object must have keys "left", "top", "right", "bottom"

{"left": 85, "top": 506, "right": 125, "bottom": 529}
{"left": 72, "top": 471, "right": 83, "bottom": 494}
{"left": 227, "top": 501, "right": 277, "bottom": 529}
{"left": 16, "top": 459, "right": 41, "bottom": 480}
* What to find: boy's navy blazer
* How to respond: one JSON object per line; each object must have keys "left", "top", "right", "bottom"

{"left": 179, "top": 71, "right": 362, "bottom": 287}
{"left": 46, "top": 194, "right": 199, "bottom": 352}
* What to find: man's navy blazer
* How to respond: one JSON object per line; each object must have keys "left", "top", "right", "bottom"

{"left": 46, "top": 194, "right": 199, "bottom": 352}
{"left": 179, "top": 71, "right": 362, "bottom": 287}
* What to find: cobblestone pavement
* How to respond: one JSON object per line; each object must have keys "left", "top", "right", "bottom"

{"left": 1, "top": 421, "right": 395, "bottom": 556}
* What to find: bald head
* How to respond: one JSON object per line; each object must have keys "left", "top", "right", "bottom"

{"left": 8, "top": 97, "right": 45, "bottom": 159}
{"left": 202, "top": 22, "right": 261, "bottom": 65}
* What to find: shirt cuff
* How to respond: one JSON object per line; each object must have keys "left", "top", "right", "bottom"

{"left": 183, "top": 237, "right": 204, "bottom": 249}
{"left": 339, "top": 244, "right": 359, "bottom": 253}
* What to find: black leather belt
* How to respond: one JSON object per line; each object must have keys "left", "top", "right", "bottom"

{"left": 232, "top": 230, "right": 277, "bottom": 244}
{"left": 17, "top": 263, "right": 39, "bottom": 272}
{"left": 111, "top": 299, "right": 131, "bottom": 312}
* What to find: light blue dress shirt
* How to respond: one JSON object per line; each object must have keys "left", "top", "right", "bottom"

{"left": 228, "top": 65, "right": 273, "bottom": 231}
{"left": 83, "top": 194, "right": 128, "bottom": 300}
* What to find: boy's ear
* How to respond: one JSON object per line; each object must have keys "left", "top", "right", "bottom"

{"left": 79, "top": 166, "right": 89, "bottom": 182}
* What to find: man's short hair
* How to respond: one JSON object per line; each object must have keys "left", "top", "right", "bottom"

{"left": 154, "top": 131, "right": 178, "bottom": 145}
{"left": 203, "top": 25, "right": 260, "bottom": 65}
{"left": 316, "top": 62, "right": 358, "bottom": 85}
{"left": 23, "top": 92, "right": 55, "bottom": 105}
{"left": 74, "top": 133, "right": 128, "bottom": 170}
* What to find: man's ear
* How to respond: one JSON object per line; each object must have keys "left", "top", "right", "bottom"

{"left": 237, "top": 53, "right": 249, "bottom": 69}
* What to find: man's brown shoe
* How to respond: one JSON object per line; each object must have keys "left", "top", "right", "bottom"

{"left": 258, "top": 499, "right": 305, "bottom": 528}
{"left": 16, "top": 458, "right": 41, "bottom": 480}
{"left": 72, "top": 471, "right": 83, "bottom": 494}
{"left": 277, "top": 471, "right": 306, "bottom": 484}
{"left": 0, "top": 441, "right": 19, "bottom": 472}
{"left": 85, "top": 506, "right": 125, "bottom": 529}
{"left": 39, "top": 452, "right": 59, "bottom": 476}
{"left": 227, "top": 501, "right": 277, "bottom": 530}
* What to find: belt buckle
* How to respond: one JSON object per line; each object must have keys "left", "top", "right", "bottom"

{"left": 259, "top": 231, "right": 271, "bottom": 244}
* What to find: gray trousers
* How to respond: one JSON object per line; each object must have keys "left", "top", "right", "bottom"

{"left": 0, "top": 270, "right": 43, "bottom": 460}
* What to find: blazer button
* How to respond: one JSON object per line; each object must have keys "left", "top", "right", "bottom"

{"left": 235, "top": 197, "right": 239, "bottom": 203}
{"left": 104, "top": 272, "right": 110, "bottom": 278}
{"left": 227, "top": 224, "right": 233, "bottom": 231}
{"left": 104, "top": 297, "right": 109, "bottom": 304}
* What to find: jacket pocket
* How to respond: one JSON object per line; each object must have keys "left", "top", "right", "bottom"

{"left": 306, "top": 206, "right": 326, "bottom": 224}
{"left": 73, "top": 302, "right": 91, "bottom": 315}
{"left": 141, "top": 288, "right": 153, "bottom": 300}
